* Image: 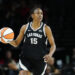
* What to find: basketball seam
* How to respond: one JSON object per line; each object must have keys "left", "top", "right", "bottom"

{"left": 4, "top": 32, "right": 14, "bottom": 39}
{"left": 1, "top": 28, "right": 8, "bottom": 37}
{"left": 4, "top": 32, "right": 13, "bottom": 35}
{"left": 1, "top": 32, "right": 14, "bottom": 37}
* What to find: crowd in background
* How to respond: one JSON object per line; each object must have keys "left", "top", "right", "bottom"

{"left": 0, "top": 0, "right": 74, "bottom": 75}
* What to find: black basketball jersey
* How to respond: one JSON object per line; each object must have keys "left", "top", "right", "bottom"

{"left": 21, "top": 22, "right": 48, "bottom": 60}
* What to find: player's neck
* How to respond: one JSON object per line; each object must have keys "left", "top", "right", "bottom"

{"left": 32, "top": 21, "right": 41, "bottom": 27}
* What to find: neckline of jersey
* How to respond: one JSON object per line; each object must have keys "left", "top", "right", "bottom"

{"left": 30, "top": 22, "right": 43, "bottom": 31}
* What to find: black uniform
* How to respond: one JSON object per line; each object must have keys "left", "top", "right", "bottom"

{"left": 19, "top": 22, "right": 49, "bottom": 75}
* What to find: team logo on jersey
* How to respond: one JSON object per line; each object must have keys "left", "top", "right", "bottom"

{"left": 39, "top": 30, "right": 42, "bottom": 32}
{"left": 28, "top": 30, "right": 31, "bottom": 31}
{"left": 27, "top": 33, "right": 42, "bottom": 38}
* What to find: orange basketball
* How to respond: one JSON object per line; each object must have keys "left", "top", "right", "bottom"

{"left": 0, "top": 27, "right": 14, "bottom": 44}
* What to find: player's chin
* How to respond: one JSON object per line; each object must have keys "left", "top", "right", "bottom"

{"left": 37, "top": 18, "right": 42, "bottom": 22}
{"left": 40, "top": 19, "right": 43, "bottom": 22}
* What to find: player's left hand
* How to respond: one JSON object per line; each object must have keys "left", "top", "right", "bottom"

{"left": 43, "top": 54, "right": 54, "bottom": 65}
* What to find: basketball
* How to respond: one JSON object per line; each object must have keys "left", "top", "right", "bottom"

{"left": 0, "top": 27, "right": 14, "bottom": 44}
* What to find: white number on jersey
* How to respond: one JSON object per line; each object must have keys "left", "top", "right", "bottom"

{"left": 30, "top": 38, "right": 38, "bottom": 44}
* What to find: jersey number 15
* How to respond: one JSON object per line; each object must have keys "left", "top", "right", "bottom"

{"left": 30, "top": 38, "right": 38, "bottom": 44}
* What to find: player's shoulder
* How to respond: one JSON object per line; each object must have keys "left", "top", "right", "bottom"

{"left": 21, "top": 23, "right": 29, "bottom": 30}
{"left": 44, "top": 24, "right": 52, "bottom": 35}
{"left": 20, "top": 23, "right": 29, "bottom": 33}
{"left": 45, "top": 24, "right": 51, "bottom": 30}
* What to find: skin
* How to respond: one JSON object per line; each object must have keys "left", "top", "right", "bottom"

{"left": 8, "top": 8, "right": 56, "bottom": 75}
{"left": 6, "top": 51, "right": 18, "bottom": 70}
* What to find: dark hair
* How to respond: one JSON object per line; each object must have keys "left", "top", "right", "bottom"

{"left": 27, "top": 5, "right": 48, "bottom": 24}
{"left": 27, "top": 5, "right": 42, "bottom": 22}
{"left": 30, "top": 5, "right": 42, "bottom": 15}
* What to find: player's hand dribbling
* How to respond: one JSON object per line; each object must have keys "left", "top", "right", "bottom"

{"left": 43, "top": 54, "right": 54, "bottom": 65}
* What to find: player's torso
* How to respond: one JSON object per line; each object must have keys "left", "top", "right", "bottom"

{"left": 24, "top": 22, "right": 46, "bottom": 46}
{"left": 21, "top": 22, "right": 48, "bottom": 59}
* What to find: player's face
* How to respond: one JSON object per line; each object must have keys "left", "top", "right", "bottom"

{"left": 32, "top": 8, "right": 43, "bottom": 22}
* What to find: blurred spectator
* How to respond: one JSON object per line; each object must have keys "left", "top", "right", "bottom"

{"left": 61, "top": 64, "right": 74, "bottom": 75}
{"left": 0, "top": 59, "right": 5, "bottom": 75}
{"left": 4, "top": 50, "right": 19, "bottom": 75}
{"left": 56, "top": 59, "right": 63, "bottom": 70}
{"left": 60, "top": 49, "right": 75, "bottom": 75}
{"left": 45, "top": 64, "right": 61, "bottom": 75}
{"left": 45, "top": 57, "right": 61, "bottom": 75}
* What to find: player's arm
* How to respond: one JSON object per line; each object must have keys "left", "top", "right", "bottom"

{"left": 8, "top": 63, "right": 18, "bottom": 70}
{"left": 9, "top": 24, "right": 27, "bottom": 47}
{"left": 43, "top": 25, "right": 56, "bottom": 64}
{"left": 45, "top": 25, "right": 56, "bottom": 57}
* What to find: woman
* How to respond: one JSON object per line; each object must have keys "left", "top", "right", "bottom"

{"left": 7, "top": 7, "right": 56, "bottom": 75}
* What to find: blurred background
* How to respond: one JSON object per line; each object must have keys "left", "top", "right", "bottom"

{"left": 0, "top": 0, "right": 74, "bottom": 75}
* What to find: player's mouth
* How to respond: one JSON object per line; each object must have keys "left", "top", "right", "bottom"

{"left": 38, "top": 17, "right": 42, "bottom": 20}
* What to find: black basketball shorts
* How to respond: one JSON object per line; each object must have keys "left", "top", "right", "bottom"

{"left": 19, "top": 57, "right": 47, "bottom": 75}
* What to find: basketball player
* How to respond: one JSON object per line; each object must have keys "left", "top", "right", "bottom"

{"left": 7, "top": 7, "right": 56, "bottom": 75}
